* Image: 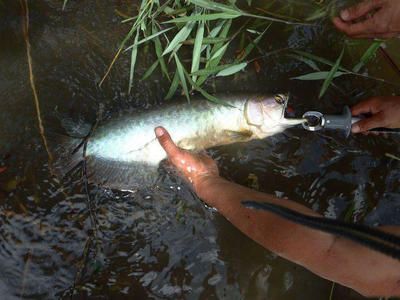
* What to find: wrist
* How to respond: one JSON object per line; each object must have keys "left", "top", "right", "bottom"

{"left": 194, "top": 174, "right": 223, "bottom": 200}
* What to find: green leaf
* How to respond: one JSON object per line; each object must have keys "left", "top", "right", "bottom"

{"left": 141, "top": 60, "right": 160, "bottom": 80}
{"left": 319, "top": 47, "right": 345, "bottom": 98}
{"left": 163, "top": 21, "right": 195, "bottom": 55}
{"left": 196, "top": 19, "right": 232, "bottom": 86}
{"left": 192, "top": 63, "right": 238, "bottom": 76}
{"left": 210, "top": 42, "right": 230, "bottom": 60}
{"left": 292, "top": 50, "right": 350, "bottom": 72}
{"left": 237, "top": 23, "right": 270, "bottom": 62}
{"left": 125, "top": 27, "right": 173, "bottom": 51}
{"left": 128, "top": 29, "right": 140, "bottom": 94}
{"left": 287, "top": 54, "right": 320, "bottom": 71}
{"left": 216, "top": 62, "right": 247, "bottom": 76}
{"left": 305, "top": 7, "right": 328, "bottom": 21}
{"left": 164, "top": 12, "right": 240, "bottom": 23}
{"left": 189, "top": 0, "right": 241, "bottom": 15}
{"left": 292, "top": 71, "right": 346, "bottom": 81}
{"left": 184, "top": 69, "right": 235, "bottom": 107}
{"left": 152, "top": 24, "right": 170, "bottom": 80}
{"left": 185, "top": 37, "right": 230, "bottom": 45}
{"left": 62, "top": 0, "right": 68, "bottom": 10}
{"left": 165, "top": 71, "right": 180, "bottom": 100}
{"left": 191, "top": 20, "right": 204, "bottom": 83}
{"left": 385, "top": 153, "right": 400, "bottom": 161}
{"left": 352, "top": 41, "right": 382, "bottom": 73}
{"left": 174, "top": 54, "right": 190, "bottom": 102}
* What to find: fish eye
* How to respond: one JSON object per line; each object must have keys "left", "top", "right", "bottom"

{"left": 274, "top": 94, "right": 288, "bottom": 105}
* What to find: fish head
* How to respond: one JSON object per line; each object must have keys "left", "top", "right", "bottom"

{"left": 244, "top": 94, "right": 302, "bottom": 138}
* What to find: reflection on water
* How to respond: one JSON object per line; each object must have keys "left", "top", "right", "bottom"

{"left": 1, "top": 0, "right": 400, "bottom": 299}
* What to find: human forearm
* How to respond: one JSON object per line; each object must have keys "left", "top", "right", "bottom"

{"left": 197, "top": 176, "right": 400, "bottom": 297}
{"left": 155, "top": 126, "right": 400, "bottom": 296}
{"left": 197, "top": 176, "right": 333, "bottom": 262}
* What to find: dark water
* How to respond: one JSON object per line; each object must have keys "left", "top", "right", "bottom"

{"left": 1, "top": 0, "right": 400, "bottom": 299}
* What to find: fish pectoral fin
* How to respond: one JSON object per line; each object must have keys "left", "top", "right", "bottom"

{"left": 223, "top": 130, "right": 253, "bottom": 142}
{"left": 177, "top": 138, "right": 197, "bottom": 150}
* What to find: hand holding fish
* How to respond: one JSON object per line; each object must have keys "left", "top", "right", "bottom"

{"left": 155, "top": 126, "right": 400, "bottom": 297}
{"left": 155, "top": 126, "right": 219, "bottom": 195}
{"left": 351, "top": 96, "right": 400, "bottom": 133}
{"left": 333, "top": 0, "right": 400, "bottom": 38}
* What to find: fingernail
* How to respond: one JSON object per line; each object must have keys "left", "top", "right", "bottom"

{"left": 340, "top": 10, "right": 350, "bottom": 21}
{"left": 352, "top": 124, "right": 360, "bottom": 133}
{"left": 155, "top": 127, "right": 164, "bottom": 137}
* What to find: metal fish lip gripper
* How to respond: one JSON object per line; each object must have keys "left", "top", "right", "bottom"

{"left": 301, "top": 106, "right": 400, "bottom": 137}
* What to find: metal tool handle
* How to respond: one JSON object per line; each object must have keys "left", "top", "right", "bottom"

{"left": 323, "top": 106, "right": 353, "bottom": 137}
{"left": 302, "top": 106, "right": 400, "bottom": 137}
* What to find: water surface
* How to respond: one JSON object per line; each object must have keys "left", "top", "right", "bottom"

{"left": 1, "top": 0, "right": 400, "bottom": 299}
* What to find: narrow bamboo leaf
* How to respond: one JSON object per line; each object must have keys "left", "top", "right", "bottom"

{"left": 184, "top": 37, "right": 230, "bottom": 45}
{"left": 196, "top": 20, "right": 232, "bottom": 86}
{"left": 241, "top": 11, "right": 310, "bottom": 25}
{"left": 200, "top": 20, "right": 226, "bottom": 53}
{"left": 246, "top": 29, "right": 262, "bottom": 34}
{"left": 62, "top": 0, "right": 68, "bottom": 10}
{"left": 293, "top": 50, "right": 350, "bottom": 72}
{"left": 237, "top": 24, "right": 270, "bottom": 62}
{"left": 141, "top": 60, "right": 159, "bottom": 80}
{"left": 287, "top": 54, "right": 320, "bottom": 71}
{"left": 125, "top": 27, "right": 173, "bottom": 51}
{"left": 184, "top": 69, "right": 235, "bottom": 107}
{"left": 210, "top": 42, "right": 230, "bottom": 61}
{"left": 165, "top": 71, "right": 180, "bottom": 100}
{"left": 189, "top": 0, "right": 241, "bottom": 15}
{"left": 208, "top": 20, "right": 226, "bottom": 38}
{"left": 128, "top": 29, "right": 140, "bottom": 94}
{"left": 164, "top": 12, "right": 240, "bottom": 23}
{"left": 353, "top": 41, "right": 382, "bottom": 72}
{"left": 216, "top": 62, "right": 247, "bottom": 76}
{"left": 305, "top": 8, "right": 328, "bottom": 21}
{"left": 192, "top": 63, "right": 239, "bottom": 76}
{"left": 191, "top": 20, "right": 205, "bottom": 83}
{"left": 152, "top": 25, "right": 170, "bottom": 80}
{"left": 214, "top": 19, "right": 232, "bottom": 49}
{"left": 292, "top": 71, "right": 346, "bottom": 81}
{"left": 386, "top": 153, "right": 400, "bottom": 161}
{"left": 163, "top": 21, "right": 195, "bottom": 55}
{"left": 174, "top": 54, "right": 191, "bottom": 102}
{"left": 319, "top": 47, "right": 345, "bottom": 98}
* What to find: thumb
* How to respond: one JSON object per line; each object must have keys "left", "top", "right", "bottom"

{"left": 340, "top": 0, "right": 383, "bottom": 21}
{"left": 155, "top": 126, "right": 181, "bottom": 158}
{"left": 352, "top": 113, "right": 385, "bottom": 133}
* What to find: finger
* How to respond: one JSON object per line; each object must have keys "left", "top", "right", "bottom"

{"left": 352, "top": 112, "right": 385, "bottom": 133}
{"left": 333, "top": 17, "right": 376, "bottom": 37}
{"left": 351, "top": 98, "right": 383, "bottom": 116}
{"left": 155, "top": 126, "right": 181, "bottom": 158}
{"left": 340, "top": 0, "right": 384, "bottom": 22}
{"left": 352, "top": 32, "right": 398, "bottom": 39}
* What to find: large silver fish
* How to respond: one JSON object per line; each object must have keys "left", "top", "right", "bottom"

{"left": 54, "top": 94, "right": 303, "bottom": 190}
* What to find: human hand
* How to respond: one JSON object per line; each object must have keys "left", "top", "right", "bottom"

{"left": 332, "top": 0, "right": 400, "bottom": 39}
{"left": 155, "top": 126, "right": 219, "bottom": 194}
{"left": 351, "top": 96, "right": 400, "bottom": 133}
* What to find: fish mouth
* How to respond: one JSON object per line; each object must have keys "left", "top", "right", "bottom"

{"left": 278, "top": 117, "right": 306, "bottom": 126}
{"left": 278, "top": 95, "right": 305, "bottom": 127}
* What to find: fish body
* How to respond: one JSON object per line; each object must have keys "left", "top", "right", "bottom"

{"left": 55, "top": 94, "right": 302, "bottom": 189}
